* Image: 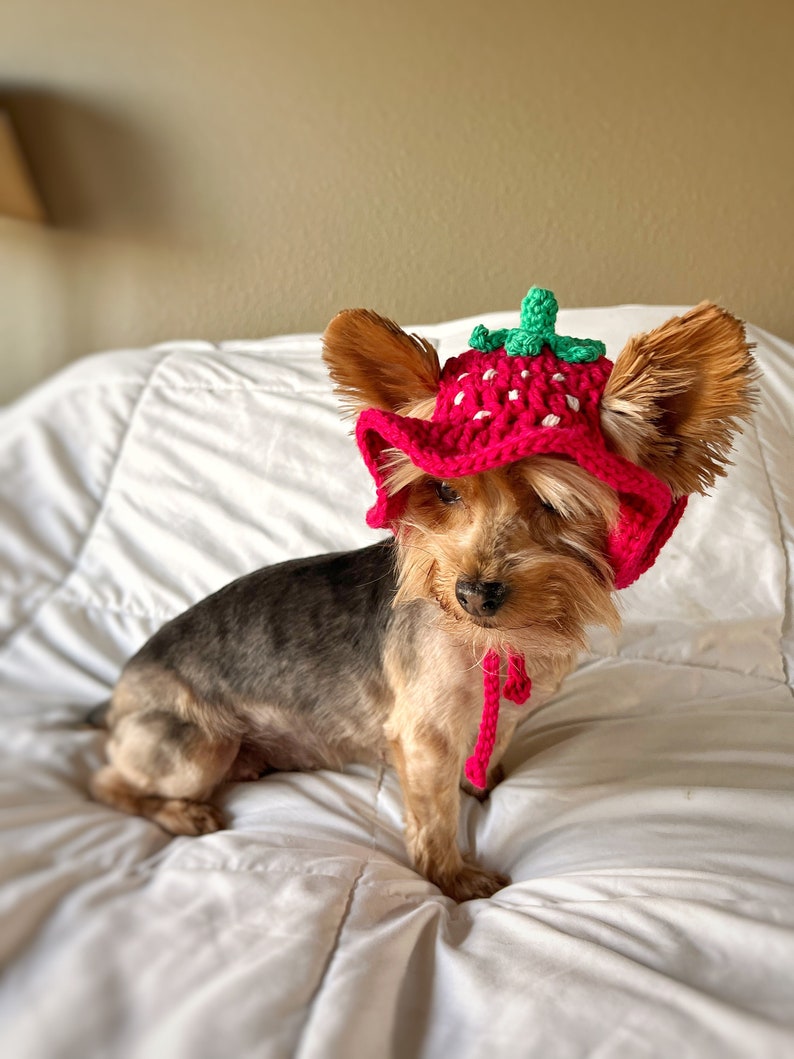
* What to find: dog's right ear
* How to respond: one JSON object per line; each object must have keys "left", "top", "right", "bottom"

{"left": 322, "top": 309, "right": 441, "bottom": 416}
{"left": 600, "top": 303, "right": 757, "bottom": 498}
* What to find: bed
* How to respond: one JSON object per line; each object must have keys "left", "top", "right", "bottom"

{"left": 1, "top": 303, "right": 792, "bottom": 1058}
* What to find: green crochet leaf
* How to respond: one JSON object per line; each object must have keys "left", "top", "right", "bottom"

{"left": 504, "top": 331, "right": 546, "bottom": 357}
{"left": 468, "top": 287, "right": 606, "bottom": 363}
{"left": 469, "top": 324, "right": 509, "bottom": 353}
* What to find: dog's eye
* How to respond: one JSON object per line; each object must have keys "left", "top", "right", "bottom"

{"left": 435, "top": 481, "right": 462, "bottom": 504}
{"left": 539, "top": 498, "right": 559, "bottom": 515}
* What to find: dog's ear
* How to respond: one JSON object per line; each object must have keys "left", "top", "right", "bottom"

{"left": 322, "top": 309, "right": 441, "bottom": 416}
{"left": 600, "top": 303, "right": 757, "bottom": 498}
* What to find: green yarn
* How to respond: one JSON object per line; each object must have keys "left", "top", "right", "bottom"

{"left": 468, "top": 324, "right": 508, "bottom": 352}
{"left": 469, "top": 287, "right": 606, "bottom": 363}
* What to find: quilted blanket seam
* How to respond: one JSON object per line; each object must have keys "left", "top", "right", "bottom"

{"left": 580, "top": 651, "right": 787, "bottom": 688}
{"left": 292, "top": 764, "right": 387, "bottom": 1057}
{"left": 0, "top": 350, "right": 177, "bottom": 660}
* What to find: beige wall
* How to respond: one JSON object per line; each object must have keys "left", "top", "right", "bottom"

{"left": 1, "top": 0, "right": 792, "bottom": 404}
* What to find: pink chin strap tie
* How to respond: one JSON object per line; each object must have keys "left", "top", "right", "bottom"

{"left": 464, "top": 650, "right": 532, "bottom": 790}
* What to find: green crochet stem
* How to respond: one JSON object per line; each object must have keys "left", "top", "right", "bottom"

{"left": 469, "top": 287, "right": 606, "bottom": 363}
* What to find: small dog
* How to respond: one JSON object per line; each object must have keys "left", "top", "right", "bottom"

{"left": 90, "top": 290, "right": 756, "bottom": 902}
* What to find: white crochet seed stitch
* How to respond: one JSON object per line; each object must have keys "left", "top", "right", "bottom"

{"left": 566, "top": 395, "right": 580, "bottom": 411}
{"left": 508, "top": 389, "right": 519, "bottom": 401}
{"left": 482, "top": 369, "right": 497, "bottom": 381}
{"left": 473, "top": 410, "right": 492, "bottom": 421}
{"left": 552, "top": 372, "right": 565, "bottom": 382}
{"left": 454, "top": 391, "right": 465, "bottom": 406}
{"left": 542, "top": 414, "right": 561, "bottom": 427}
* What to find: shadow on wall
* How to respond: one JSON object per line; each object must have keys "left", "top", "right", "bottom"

{"left": 0, "top": 87, "right": 180, "bottom": 236}
{"left": 0, "top": 88, "right": 205, "bottom": 404}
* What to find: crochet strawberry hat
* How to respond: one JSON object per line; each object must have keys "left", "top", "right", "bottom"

{"left": 357, "top": 287, "right": 687, "bottom": 592}
{"left": 355, "top": 288, "right": 688, "bottom": 788}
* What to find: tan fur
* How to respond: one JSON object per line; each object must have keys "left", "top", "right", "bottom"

{"left": 322, "top": 309, "right": 440, "bottom": 418}
{"left": 108, "top": 665, "right": 244, "bottom": 741}
{"left": 601, "top": 302, "right": 758, "bottom": 497}
{"left": 383, "top": 612, "right": 516, "bottom": 897}
{"left": 91, "top": 766, "right": 227, "bottom": 835}
{"left": 235, "top": 702, "right": 387, "bottom": 773}
{"left": 392, "top": 461, "right": 621, "bottom": 658}
{"left": 382, "top": 589, "right": 575, "bottom": 897}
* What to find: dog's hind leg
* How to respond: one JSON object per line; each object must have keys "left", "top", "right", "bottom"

{"left": 90, "top": 685, "right": 240, "bottom": 835}
{"left": 91, "top": 764, "right": 228, "bottom": 836}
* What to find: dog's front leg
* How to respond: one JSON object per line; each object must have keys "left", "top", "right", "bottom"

{"left": 388, "top": 722, "right": 509, "bottom": 902}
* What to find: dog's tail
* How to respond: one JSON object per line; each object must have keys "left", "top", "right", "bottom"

{"left": 86, "top": 700, "right": 111, "bottom": 728}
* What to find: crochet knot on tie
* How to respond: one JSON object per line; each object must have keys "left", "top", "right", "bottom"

{"left": 464, "top": 649, "right": 532, "bottom": 790}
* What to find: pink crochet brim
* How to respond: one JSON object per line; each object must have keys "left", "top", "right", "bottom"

{"left": 356, "top": 409, "right": 687, "bottom": 591}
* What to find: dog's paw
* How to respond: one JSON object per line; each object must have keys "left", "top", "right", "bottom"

{"left": 151, "top": 799, "right": 225, "bottom": 836}
{"left": 437, "top": 861, "right": 510, "bottom": 902}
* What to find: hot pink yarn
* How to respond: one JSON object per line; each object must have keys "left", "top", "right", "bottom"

{"left": 465, "top": 650, "right": 532, "bottom": 789}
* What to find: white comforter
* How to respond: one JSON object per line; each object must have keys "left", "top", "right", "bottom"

{"left": 1, "top": 305, "right": 792, "bottom": 1058}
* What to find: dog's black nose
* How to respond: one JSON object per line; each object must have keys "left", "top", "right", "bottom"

{"left": 455, "top": 579, "right": 508, "bottom": 618}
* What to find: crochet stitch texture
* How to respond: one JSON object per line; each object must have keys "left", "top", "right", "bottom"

{"left": 470, "top": 287, "right": 607, "bottom": 362}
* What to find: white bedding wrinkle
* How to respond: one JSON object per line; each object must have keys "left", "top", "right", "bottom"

{"left": 0, "top": 306, "right": 793, "bottom": 1058}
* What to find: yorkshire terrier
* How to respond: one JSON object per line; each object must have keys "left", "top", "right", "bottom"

{"left": 90, "top": 289, "right": 756, "bottom": 902}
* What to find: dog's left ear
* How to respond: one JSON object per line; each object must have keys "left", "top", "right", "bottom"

{"left": 322, "top": 309, "right": 441, "bottom": 417}
{"left": 600, "top": 303, "right": 758, "bottom": 498}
